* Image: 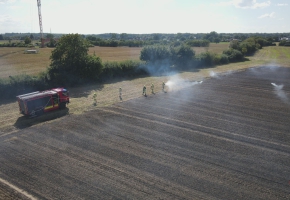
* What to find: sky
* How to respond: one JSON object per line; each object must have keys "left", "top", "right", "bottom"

{"left": 0, "top": 0, "right": 289, "bottom": 34}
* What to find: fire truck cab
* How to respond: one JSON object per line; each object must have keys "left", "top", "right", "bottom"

{"left": 16, "top": 88, "right": 70, "bottom": 116}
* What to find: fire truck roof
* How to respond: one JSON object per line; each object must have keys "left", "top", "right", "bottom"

{"left": 17, "top": 90, "right": 57, "bottom": 101}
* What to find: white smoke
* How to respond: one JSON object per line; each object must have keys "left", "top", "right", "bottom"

{"left": 165, "top": 75, "right": 202, "bottom": 91}
{"left": 209, "top": 70, "right": 233, "bottom": 79}
{"left": 271, "top": 83, "right": 283, "bottom": 89}
{"left": 250, "top": 65, "right": 280, "bottom": 77}
{"left": 271, "top": 83, "right": 289, "bottom": 103}
{"left": 224, "top": 70, "right": 233, "bottom": 76}
{"left": 209, "top": 71, "right": 219, "bottom": 78}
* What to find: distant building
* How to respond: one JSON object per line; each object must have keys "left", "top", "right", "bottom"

{"left": 280, "top": 37, "right": 289, "bottom": 41}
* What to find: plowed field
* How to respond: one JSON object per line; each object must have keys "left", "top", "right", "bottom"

{"left": 1, "top": 66, "right": 290, "bottom": 199}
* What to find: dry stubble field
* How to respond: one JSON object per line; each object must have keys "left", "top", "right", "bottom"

{"left": 0, "top": 66, "right": 290, "bottom": 199}
{"left": 0, "top": 43, "right": 229, "bottom": 79}
{"left": 0, "top": 44, "right": 290, "bottom": 199}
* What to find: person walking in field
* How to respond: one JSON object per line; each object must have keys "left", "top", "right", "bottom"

{"left": 151, "top": 83, "right": 155, "bottom": 94}
{"left": 162, "top": 81, "right": 165, "bottom": 92}
{"left": 93, "top": 92, "right": 97, "bottom": 106}
{"left": 119, "top": 87, "right": 122, "bottom": 101}
{"left": 143, "top": 85, "right": 147, "bottom": 96}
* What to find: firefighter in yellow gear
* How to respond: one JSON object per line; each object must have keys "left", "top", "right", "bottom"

{"left": 93, "top": 92, "right": 97, "bottom": 106}
{"left": 119, "top": 87, "right": 122, "bottom": 101}
{"left": 151, "top": 83, "right": 154, "bottom": 94}
{"left": 143, "top": 85, "right": 147, "bottom": 96}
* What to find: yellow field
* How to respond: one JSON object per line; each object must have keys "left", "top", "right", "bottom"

{"left": 0, "top": 43, "right": 289, "bottom": 80}
{"left": 88, "top": 46, "right": 143, "bottom": 62}
{"left": 192, "top": 42, "right": 230, "bottom": 54}
{"left": 0, "top": 43, "right": 229, "bottom": 79}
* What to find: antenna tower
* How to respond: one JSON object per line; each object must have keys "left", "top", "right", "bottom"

{"left": 37, "top": 0, "right": 44, "bottom": 48}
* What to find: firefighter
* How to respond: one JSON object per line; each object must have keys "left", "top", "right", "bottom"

{"left": 119, "top": 87, "right": 122, "bottom": 101}
{"left": 151, "top": 83, "right": 154, "bottom": 94}
{"left": 162, "top": 81, "right": 165, "bottom": 92}
{"left": 143, "top": 85, "right": 147, "bottom": 96}
{"left": 93, "top": 92, "right": 97, "bottom": 106}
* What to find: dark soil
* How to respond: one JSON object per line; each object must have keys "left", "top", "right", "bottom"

{"left": 1, "top": 66, "right": 290, "bottom": 200}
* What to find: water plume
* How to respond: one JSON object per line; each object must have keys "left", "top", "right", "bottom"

{"left": 271, "top": 83, "right": 289, "bottom": 103}
{"left": 165, "top": 75, "right": 203, "bottom": 92}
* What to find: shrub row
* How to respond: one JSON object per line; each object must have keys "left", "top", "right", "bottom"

{"left": 195, "top": 52, "right": 229, "bottom": 67}
{"left": 87, "top": 39, "right": 210, "bottom": 48}
{"left": 279, "top": 40, "right": 290, "bottom": 46}
{"left": 0, "top": 42, "right": 34, "bottom": 47}
{"left": 230, "top": 37, "right": 275, "bottom": 56}
{"left": 101, "top": 60, "right": 147, "bottom": 81}
{"left": 0, "top": 60, "right": 147, "bottom": 101}
{"left": 140, "top": 44, "right": 242, "bottom": 70}
{"left": 0, "top": 74, "right": 48, "bottom": 100}
{"left": 186, "top": 40, "right": 210, "bottom": 47}
{"left": 89, "top": 40, "right": 144, "bottom": 47}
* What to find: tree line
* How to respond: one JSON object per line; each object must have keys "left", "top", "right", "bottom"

{"left": 1, "top": 32, "right": 289, "bottom": 42}
{"left": 279, "top": 39, "right": 290, "bottom": 46}
{"left": 1, "top": 31, "right": 289, "bottom": 48}
{"left": 0, "top": 33, "right": 280, "bottom": 101}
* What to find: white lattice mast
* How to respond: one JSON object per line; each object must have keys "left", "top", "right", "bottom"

{"left": 37, "top": 0, "right": 44, "bottom": 48}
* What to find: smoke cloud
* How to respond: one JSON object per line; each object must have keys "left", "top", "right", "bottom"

{"left": 165, "top": 75, "right": 202, "bottom": 92}
{"left": 209, "top": 70, "right": 233, "bottom": 79}
{"left": 271, "top": 83, "right": 289, "bottom": 103}
{"left": 140, "top": 60, "right": 174, "bottom": 76}
{"left": 209, "top": 71, "right": 219, "bottom": 78}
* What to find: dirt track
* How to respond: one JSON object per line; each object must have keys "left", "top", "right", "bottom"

{"left": 0, "top": 66, "right": 290, "bottom": 199}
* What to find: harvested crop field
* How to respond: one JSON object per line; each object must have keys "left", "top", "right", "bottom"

{"left": 0, "top": 66, "right": 290, "bottom": 199}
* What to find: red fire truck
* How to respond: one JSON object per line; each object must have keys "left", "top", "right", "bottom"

{"left": 16, "top": 88, "right": 70, "bottom": 116}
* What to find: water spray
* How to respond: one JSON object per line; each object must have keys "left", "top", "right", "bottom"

{"left": 271, "top": 82, "right": 289, "bottom": 103}
{"left": 165, "top": 76, "right": 203, "bottom": 92}
{"left": 271, "top": 83, "right": 283, "bottom": 89}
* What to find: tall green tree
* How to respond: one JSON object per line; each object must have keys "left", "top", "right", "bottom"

{"left": 140, "top": 45, "right": 171, "bottom": 63}
{"left": 48, "top": 34, "right": 102, "bottom": 85}
{"left": 173, "top": 45, "right": 195, "bottom": 65}
{"left": 24, "top": 37, "right": 31, "bottom": 44}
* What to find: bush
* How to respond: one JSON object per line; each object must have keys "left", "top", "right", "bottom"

{"left": 101, "top": 60, "right": 146, "bottom": 80}
{"left": 82, "top": 55, "right": 103, "bottom": 80}
{"left": 196, "top": 52, "right": 215, "bottom": 66}
{"left": 219, "top": 54, "right": 229, "bottom": 64}
{"left": 279, "top": 40, "right": 290, "bottom": 46}
{"left": 172, "top": 45, "right": 195, "bottom": 67}
{"left": 140, "top": 45, "right": 172, "bottom": 63}
{"left": 0, "top": 74, "right": 48, "bottom": 100}
{"left": 223, "top": 48, "right": 244, "bottom": 62}
{"left": 229, "top": 37, "right": 275, "bottom": 56}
